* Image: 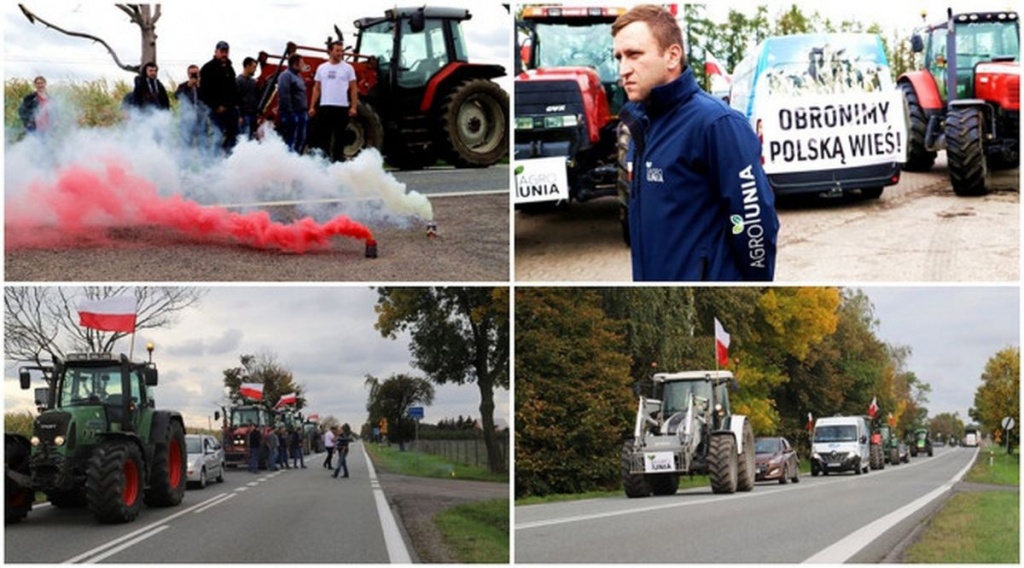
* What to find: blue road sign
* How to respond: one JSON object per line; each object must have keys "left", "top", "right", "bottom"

{"left": 408, "top": 406, "right": 424, "bottom": 420}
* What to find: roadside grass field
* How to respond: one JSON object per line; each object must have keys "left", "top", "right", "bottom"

{"left": 435, "top": 498, "right": 509, "bottom": 563}
{"left": 364, "top": 442, "right": 508, "bottom": 482}
{"left": 904, "top": 450, "right": 1019, "bottom": 563}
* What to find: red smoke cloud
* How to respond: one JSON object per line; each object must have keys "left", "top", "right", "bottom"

{"left": 6, "top": 160, "right": 374, "bottom": 253}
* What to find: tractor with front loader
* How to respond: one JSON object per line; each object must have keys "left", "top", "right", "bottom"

{"left": 6, "top": 350, "right": 186, "bottom": 524}
{"left": 257, "top": 6, "right": 508, "bottom": 169}
{"left": 621, "top": 370, "right": 755, "bottom": 497}
{"left": 899, "top": 9, "right": 1019, "bottom": 195}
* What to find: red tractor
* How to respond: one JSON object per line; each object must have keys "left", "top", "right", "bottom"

{"left": 219, "top": 404, "right": 275, "bottom": 469}
{"left": 257, "top": 6, "right": 508, "bottom": 169}
{"left": 514, "top": 6, "right": 627, "bottom": 214}
{"left": 899, "top": 9, "right": 1019, "bottom": 195}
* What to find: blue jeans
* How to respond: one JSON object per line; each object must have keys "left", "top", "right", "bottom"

{"left": 248, "top": 448, "right": 259, "bottom": 473}
{"left": 332, "top": 447, "right": 349, "bottom": 477}
{"left": 292, "top": 446, "right": 305, "bottom": 468}
{"left": 280, "top": 111, "right": 307, "bottom": 153}
{"left": 240, "top": 112, "right": 258, "bottom": 140}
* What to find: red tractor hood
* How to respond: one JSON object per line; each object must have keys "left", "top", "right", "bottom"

{"left": 976, "top": 61, "right": 1020, "bottom": 111}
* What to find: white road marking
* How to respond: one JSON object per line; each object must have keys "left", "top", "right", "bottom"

{"left": 235, "top": 486, "right": 248, "bottom": 492}
{"left": 76, "top": 525, "right": 171, "bottom": 564}
{"left": 63, "top": 493, "right": 228, "bottom": 563}
{"left": 361, "top": 443, "right": 413, "bottom": 564}
{"left": 193, "top": 493, "right": 237, "bottom": 514}
{"left": 803, "top": 448, "right": 978, "bottom": 563}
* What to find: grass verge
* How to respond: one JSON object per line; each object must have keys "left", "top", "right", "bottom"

{"left": 965, "top": 449, "right": 1019, "bottom": 486}
{"left": 364, "top": 442, "right": 508, "bottom": 482}
{"left": 902, "top": 491, "right": 1018, "bottom": 563}
{"left": 434, "top": 498, "right": 510, "bottom": 563}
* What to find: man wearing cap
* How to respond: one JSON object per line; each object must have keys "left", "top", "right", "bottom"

{"left": 309, "top": 40, "right": 359, "bottom": 161}
{"left": 200, "top": 40, "right": 239, "bottom": 151}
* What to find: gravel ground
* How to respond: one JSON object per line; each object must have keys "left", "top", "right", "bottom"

{"left": 5, "top": 194, "right": 508, "bottom": 282}
{"left": 375, "top": 471, "right": 509, "bottom": 563}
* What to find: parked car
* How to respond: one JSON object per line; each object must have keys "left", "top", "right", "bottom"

{"left": 754, "top": 436, "right": 800, "bottom": 484}
{"left": 186, "top": 434, "right": 225, "bottom": 489}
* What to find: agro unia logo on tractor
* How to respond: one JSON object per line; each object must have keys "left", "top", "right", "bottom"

{"left": 730, "top": 165, "right": 768, "bottom": 269}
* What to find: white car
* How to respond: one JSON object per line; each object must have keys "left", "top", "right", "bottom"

{"left": 186, "top": 434, "right": 225, "bottom": 489}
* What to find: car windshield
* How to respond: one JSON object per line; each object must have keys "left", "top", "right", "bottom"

{"left": 660, "top": 380, "right": 713, "bottom": 416}
{"left": 755, "top": 438, "right": 782, "bottom": 453}
{"left": 815, "top": 425, "right": 858, "bottom": 442}
{"left": 186, "top": 436, "right": 202, "bottom": 454}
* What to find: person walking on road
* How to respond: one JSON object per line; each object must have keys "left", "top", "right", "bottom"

{"left": 323, "top": 425, "right": 336, "bottom": 469}
{"left": 247, "top": 423, "right": 262, "bottom": 473}
{"left": 332, "top": 424, "right": 352, "bottom": 479}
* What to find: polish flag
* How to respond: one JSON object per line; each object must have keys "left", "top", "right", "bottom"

{"left": 704, "top": 52, "right": 731, "bottom": 83}
{"left": 77, "top": 296, "right": 137, "bottom": 333}
{"left": 868, "top": 396, "right": 879, "bottom": 419}
{"left": 807, "top": 412, "right": 814, "bottom": 431}
{"left": 240, "top": 383, "right": 264, "bottom": 401}
{"left": 307, "top": 414, "right": 319, "bottom": 421}
{"left": 275, "top": 392, "right": 297, "bottom": 409}
{"left": 714, "top": 318, "right": 730, "bottom": 367}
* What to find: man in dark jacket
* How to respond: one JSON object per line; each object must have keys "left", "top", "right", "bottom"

{"left": 247, "top": 423, "right": 262, "bottom": 473}
{"left": 277, "top": 54, "right": 308, "bottom": 153}
{"left": 237, "top": 56, "right": 260, "bottom": 140}
{"left": 613, "top": 5, "right": 779, "bottom": 281}
{"left": 132, "top": 62, "right": 170, "bottom": 111}
{"left": 18, "top": 76, "right": 49, "bottom": 132}
{"left": 200, "top": 40, "right": 239, "bottom": 151}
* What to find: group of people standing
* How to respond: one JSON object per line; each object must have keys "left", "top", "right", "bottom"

{"left": 322, "top": 423, "right": 353, "bottom": 478}
{"left": 245, "top": 424, "right": 307, "bottom": 473}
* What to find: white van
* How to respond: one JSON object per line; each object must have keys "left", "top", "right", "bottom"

{"left": 729, "top": 33, "right": 906, "bottom": 198}
{"left": 811, "top": 415, "right": 871, "bottom": 475}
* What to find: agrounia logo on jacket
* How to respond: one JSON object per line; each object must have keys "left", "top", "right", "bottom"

{"left": 730, "top": 165, "right": 768, "bottom": 269}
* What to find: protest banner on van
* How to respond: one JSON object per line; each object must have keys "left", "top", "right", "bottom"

{"left": 759, "top": 91, "right": 907, "bottom": 175}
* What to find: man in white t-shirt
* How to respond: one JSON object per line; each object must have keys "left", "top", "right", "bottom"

{"left": 309, "top": 41, "right": 359, "bottom": 161}
{"left": 322, "top": 425, "right": 337, "bottom": 469}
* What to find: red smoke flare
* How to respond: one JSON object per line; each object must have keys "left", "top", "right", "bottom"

{"left": 6, "top": 161, "right": 374, "bottom": 253}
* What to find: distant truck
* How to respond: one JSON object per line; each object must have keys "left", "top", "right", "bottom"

{"left": 729, "top": 33, "right": 905, "bottom": 199}
{"left": 963, "top": 426, "right": 980, "bottom": 447}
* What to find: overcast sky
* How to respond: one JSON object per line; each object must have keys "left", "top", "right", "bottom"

{"left": 4, "top": 0, "right": 512, "bottom": 90}
{"left": 864, "top": 287, "right": 1019, "bottom": 423}
{"left": 4, "top": 286, "right": 510, "bottom": 432}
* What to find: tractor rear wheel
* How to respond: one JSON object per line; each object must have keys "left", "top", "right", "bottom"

{"left": 86, "top": 441, "right": 144, "bottom": 523}
{"left": 708, "top": 433, "right": 738, "bottom": 494}
{"left": 946, "top": 107, "right": 988, "bottom": 196}
{"left": 5, "top": 436, "right": 33, "bottom": 524}
{"left": 870, "top": 444, "right": 884, "bottom": 470}
{"left": 889, "top": 447, "right": 899, "bottom": 465}
{"left": 343, "top": 102, "right": 384, "bottom": 161}
{"left": 899, "top": 82, "right": 936, "bottom": 171}
{"left": 736, "top": 421, "right": 756, "bottom": 492}
{"left": 648, "top": 473, "right": 679, "bottom": 496}
{"left": 616, "top": 123, "right": 632, "bottom": 247}
{"left": 439, "top": 79, "right": 508, "bottom": 168}
{"left": 145, "top": 420, "right": 187, "bottom": 507}
{"left": 621, "top": 442, "right": 651, "bottom": 498}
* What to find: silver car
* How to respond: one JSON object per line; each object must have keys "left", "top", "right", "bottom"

{"left": 186, "top": 434, "right": 225, "bottom": 489}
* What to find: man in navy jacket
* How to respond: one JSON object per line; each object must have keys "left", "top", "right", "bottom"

{"left": 613, "top": 5, "right": 779, "bottom": 281}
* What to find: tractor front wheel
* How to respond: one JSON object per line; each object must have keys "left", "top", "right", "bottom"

{"left": 86, "top": 441, "right": 144, "bottom": 523}
{"left": 439, "top": 79, "right": 508, "bottom": 168}
{"left": 709, "top": 433, "right": 738, "bottom": 494}
{"left": 145, "top": 420, "right": 187, "bottom": 507}
{"left": 946, "top": 106, "right": 988, "bottom": 196}
{"left": 343, "top": 102, "right": 384, "bottom": 161}
{"left": 621, "top": 442, "right": 651, "bottom": 498}
{"left": 899, "top": 81, "right": 936, "bottom": 171}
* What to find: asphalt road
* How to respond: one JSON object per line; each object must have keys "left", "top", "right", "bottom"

{"left": 515, "top": 447, "right": 978, "bottom": 563}
{"left": 514, "top": 156, "right": 1018, "bottom": 281}
{"left": 392, "top": 164, "right": 509, "bottom": 195}
{"left": 5, "top": 442, "right": 404, "bottom": 563}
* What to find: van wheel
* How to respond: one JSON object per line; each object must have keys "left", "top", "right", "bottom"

{"left": 855, "top": 458, "right": 862, "bottom": 475}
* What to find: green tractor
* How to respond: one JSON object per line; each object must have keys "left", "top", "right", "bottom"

{"left": 873, "top": 425, "right": 901, "bottom": 466}
{"left": 5, "top": 351, "right": 187, "bottom": 524}
{"left": 910, "top": 428, "right": 934, "bottom": 457}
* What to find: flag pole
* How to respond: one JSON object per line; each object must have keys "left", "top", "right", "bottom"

{"left": 129, "top": 331, "right": 136, "bottom": 361}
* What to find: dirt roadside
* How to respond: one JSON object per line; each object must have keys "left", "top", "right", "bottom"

{"left": 374, "top": 471, "right": 509, "bottom": 563}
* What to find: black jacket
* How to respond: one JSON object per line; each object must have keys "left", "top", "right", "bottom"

{"left": 199, "top": 57, "right": 238, "bottom": 110}
{"left": 132, "top": 75, "right": 170, "bottom": 110}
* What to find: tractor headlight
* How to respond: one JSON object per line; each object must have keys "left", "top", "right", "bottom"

{"left": 812, "top": 452, "right": 820, "bottom": 460}
{"left": 30, "top": 436, "right": 41, "bottom": 447}
{"left": 543, "top": 115, "right": 579, "bottom": 129}
{"left": 54, "top": 436, "right": 65, "bottom": 447}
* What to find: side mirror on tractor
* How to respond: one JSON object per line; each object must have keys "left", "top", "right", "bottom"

{"left": 910, "top": 34, "right": 924, "bottom": 53}
{"left": 19, "top": 369, "right": 31, "bottom": 389}
{"left": 410, "top": 8, "right": 426, "bottom": 33}
{"left": 143, "top": 365, "right": 159, "bottom": 386}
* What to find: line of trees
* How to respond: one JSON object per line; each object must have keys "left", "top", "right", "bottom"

{"left": 970, "top": 346, "right": 1019, "bottom": 453}
{"left": 515, "top": 287, "right": 934, "bottom": 498}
